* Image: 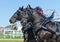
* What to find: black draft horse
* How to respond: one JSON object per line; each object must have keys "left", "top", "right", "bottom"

{"left": 9, "top": 6, "right": 37, "bottom": 42}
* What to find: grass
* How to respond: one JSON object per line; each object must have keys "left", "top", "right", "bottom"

{"left": 0, "top": 34, "right": 4, "bottom": 38}
{"left": 0, "top": 34, "right": 23, "bottom": 39}
{"left": 0, "top": 34, "right": 24, "bottom": 42}
{"left": 0, "top": 39, "right": 23, "bottom": 42}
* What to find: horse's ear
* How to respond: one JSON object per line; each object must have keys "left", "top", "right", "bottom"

{"left": 19, "top": 7, "right": 22, "bottom": 10}
{"left": 28, "top": 4, "right": 32, "bottom": 9}
{"left": 21, "top": 6, "right": 23, "bottom": 10}
{"left": 27, "top": 4, "right": 32, "bottom": 9}
{"left": 19, "top": 6, "right": 23, "bottom": 11}
{"left": 28, "top": 5, "right": 31, "bottom": 9}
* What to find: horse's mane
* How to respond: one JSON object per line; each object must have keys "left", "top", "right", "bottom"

{"left": 35, "top": 7, "right": 46, "bottom": 19}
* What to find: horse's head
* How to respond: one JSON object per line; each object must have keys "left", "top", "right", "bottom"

{"left": 9, "top": 7, "right": 23, "bottom": 23}
{"left": 29, "top": 7, "right": 46, "bottom": 27}
{"left": 9, "top": 6, "right": 30, "bottom": 26}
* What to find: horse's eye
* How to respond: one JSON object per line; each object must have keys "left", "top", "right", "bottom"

{"left": 13, "top": 16, "right": 16, "bottom": 18}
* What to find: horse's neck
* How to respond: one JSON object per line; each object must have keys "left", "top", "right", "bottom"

{"left": 32, "top": 11, "right": 44, "bottom": 27}
{"left": 45, "top": 22, "right": 56, "bottom": 32}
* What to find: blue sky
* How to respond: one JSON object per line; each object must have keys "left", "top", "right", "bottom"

{"left": 0, "top": 0, "right": 60, "bottom": 27}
